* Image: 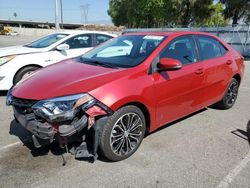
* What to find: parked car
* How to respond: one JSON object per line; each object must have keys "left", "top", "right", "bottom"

{"left": 6, "top": 31, "right": 244, "bottom": 162}
{"left": 0, "top": 30, "right": 116, "bottom": 90}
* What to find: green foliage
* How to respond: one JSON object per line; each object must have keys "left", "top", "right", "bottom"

{"left": 199, "top": 2, "right": 229, "bottom": 26}
{"left": 108, "top": 0, "right": 230, "bottom": 27}
{"left": 220, "top": 0, "right": 250, "bottom": 25}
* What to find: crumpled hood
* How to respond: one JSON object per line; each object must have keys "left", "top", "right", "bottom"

{"left": 12, "top": 59, "right": 125, "bottom": 100}
{"left": 0, "top": 45, "right": 44, "bottom": 57}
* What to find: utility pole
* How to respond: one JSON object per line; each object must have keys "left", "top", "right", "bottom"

{"left": 80, "top": 3, "right": 90, "bottom": 24}
{"left": 55, "top": 0, "right": 60, "bottom": 30}
{"left": 60, "top": 0, "right": 63, "bottom": 29}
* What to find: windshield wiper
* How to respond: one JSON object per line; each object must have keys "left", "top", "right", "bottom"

{"left": 80, "top": 57, "right": 118, "bottom": 69}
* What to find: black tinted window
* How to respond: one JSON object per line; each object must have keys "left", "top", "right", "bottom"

{"left": 65, "top": 34, "right": 92, "bottom": 49}
{"left": 197, "top": 36, "right": 228, "bottom": 60}
{"left": 96, "top": 34, "right": 113, "bottom": 46}
{"left": 160, "top": 36, "right": 198, "bottom": 65}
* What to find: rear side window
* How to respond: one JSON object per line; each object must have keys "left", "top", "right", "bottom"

{"left": 96, "top": 34, "right": 113, "bottom": 46}
{"left": 197, "top": 36, "right": 228, "bottom": 60}
{"left": 65, "top": 34, "right": 92, "bottom": 49}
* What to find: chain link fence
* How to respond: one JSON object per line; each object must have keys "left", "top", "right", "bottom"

{"left": 124, "top": 25, "right": 250, "bottom": 57}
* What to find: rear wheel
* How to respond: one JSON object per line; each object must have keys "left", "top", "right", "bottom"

{"left": 14, "top": 66, "right": 40, "bottom": 85}
{"left": 215, "top": 78, "right": 239, "bottom": 109}
{"left": 98, "top": 105, "right": 146, "bottom": 161}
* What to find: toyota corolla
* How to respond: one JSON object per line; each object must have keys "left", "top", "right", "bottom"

{"left": 6, "top": 31, "right": 244, "bottom": 162}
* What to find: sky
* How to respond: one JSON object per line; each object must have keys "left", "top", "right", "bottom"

{"left": 0, "top": 0, "right": 112, "bottom": 24}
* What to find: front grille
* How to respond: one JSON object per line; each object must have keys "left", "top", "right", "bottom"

{"left": 11, "top": 96, "right": 38, "bottom": 108}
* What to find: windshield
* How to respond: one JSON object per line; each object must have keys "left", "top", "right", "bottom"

{"left": 81, "top": 35, "right": 166, "bottom": 68}
{"left": 25, "top": 33, "right": 68, "bottom": 48}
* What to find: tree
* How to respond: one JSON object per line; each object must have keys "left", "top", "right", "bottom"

{"left": 220, "top": 0, "right": 250, "bottom": 25}
{"left": 166, "top": 0, "right": 215, "bottom": 26}
{"left": 108, "top": 0, "right": 226, "bottom": 27}
{"left": 199, "top": 2, "right": 229, "bottom": 26}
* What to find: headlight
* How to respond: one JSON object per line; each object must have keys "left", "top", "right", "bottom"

{"left": 32, "top": 93, "right": 95, "bottom": 122}
{"left": 0, "top": 55, "right": 16, "bottom": 66}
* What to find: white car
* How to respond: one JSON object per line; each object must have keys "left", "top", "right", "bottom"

{"left": 0, "top": 30, "right": 116, "bottom": 90}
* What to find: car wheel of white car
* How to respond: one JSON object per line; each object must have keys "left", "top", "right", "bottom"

{"left": 14, "top": 66, "right": 40, "bottom": 85}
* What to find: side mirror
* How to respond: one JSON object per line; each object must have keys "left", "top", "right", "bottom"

{"left": 56, "top": 43, "right": 70, "bottom": 51}
{"left": 157, "top": 58, "right": 182, "bottom": 71}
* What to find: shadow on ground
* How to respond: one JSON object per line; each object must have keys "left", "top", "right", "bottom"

{"left": 8, "top": 108, "right": 209, "bottom": 162}
{"left": 231, "top": 120, "right": 250, "bottom": 145}
{"left": 9, "top": 120, "right": 100, "bottom": 163}
{"left": 9, "top": 120, "right": 67, "bottom": 157}
{"left": 0, "top": 91, "right": 7, "bottom": 96}
{"left": 147, "top": 108, "right": 207, "bottom": 136}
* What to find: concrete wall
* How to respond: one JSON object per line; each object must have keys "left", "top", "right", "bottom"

{"left": 11, "top": 27, "right": 55, "bottom": 37}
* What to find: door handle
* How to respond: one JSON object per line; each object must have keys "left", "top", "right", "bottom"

{"left": 195, "top": 68, "right": 204, "bottom": 75}
{"left": 226, "top": 60, "right": 233, "bottom": 65}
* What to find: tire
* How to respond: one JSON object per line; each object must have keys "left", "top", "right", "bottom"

{"left": 215, "top": 78, "right": 239, "bottom": 109}
{"left": 98, "top": 105, "right": 146, "bottom": 161}
{"left": 13, "top": 66, "right": 40, "bottom": 85}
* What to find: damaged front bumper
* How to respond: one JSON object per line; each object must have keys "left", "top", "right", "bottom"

{"left": 7, "top": 90, "right": 112, "bottom": 162}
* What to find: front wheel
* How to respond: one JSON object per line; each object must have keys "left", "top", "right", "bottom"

{"left": 98, "top": 105, "right": 146, "bottom": 161}
{"left": 215, "top": 78, "right": 239, "bottom": 109}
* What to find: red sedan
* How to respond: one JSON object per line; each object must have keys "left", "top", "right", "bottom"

{"left": 6, "top": 31, "right": 245, "bottom": 161}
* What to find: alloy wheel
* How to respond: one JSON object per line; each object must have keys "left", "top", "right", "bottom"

{"left": 226, "top": 81, "right": 238, "bottom": 106}
{"left": 110, "top": 113, "right": 143, "bottom": 156}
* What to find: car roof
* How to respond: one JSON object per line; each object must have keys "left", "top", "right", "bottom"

{"left": 123, "top": 31, "right": 216, "bottom": 38}
{"left": 56, "top": 30, "right": 117, "bottom": 37}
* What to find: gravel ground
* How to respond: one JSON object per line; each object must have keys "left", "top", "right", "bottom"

{"left": 0, "top": 35, "right": 249, "bottom": 188}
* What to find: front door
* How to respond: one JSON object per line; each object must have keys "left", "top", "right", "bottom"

{"left": 153, "top": 35, "right": 205, "bottom": 127}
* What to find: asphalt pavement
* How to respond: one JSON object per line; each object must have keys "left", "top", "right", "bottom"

{"left": 0, "top": 35, "right": 249, "bottom": 188}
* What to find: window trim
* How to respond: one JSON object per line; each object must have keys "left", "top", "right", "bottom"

{"left": 52, "top": 33, "right": 95, "bottom": 51}
{"left": 149, "top": 35, "right": 200, "bottom": 74}
{"left": 194, "top": 35, "right": 229, "bottom": 61}
{"left": 94, "top": 34, "right": 114, "bottom": 47}
{"left": 158, "top": 34, "right": 200, "bottom": 66}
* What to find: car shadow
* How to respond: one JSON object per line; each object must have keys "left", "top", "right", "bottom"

{"left": 9, "top": 120, "right": 67, "bottom": 157}
{"left": 231, "top": 120, "right": 250, "bottom": 146}
{"left": 9, "top": 120, "right": 99, "bottom": 163}
{"left": 0, "top": 91, "right": 7, "bottom": 96}
{"left": 146, "top": 108, "right": 207, "bottom": 137}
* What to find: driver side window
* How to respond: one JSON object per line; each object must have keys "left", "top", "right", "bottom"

{"left": 160, "top": 36, "right": 198, "bottom": 65}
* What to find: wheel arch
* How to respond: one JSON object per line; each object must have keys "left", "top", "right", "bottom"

{"left": 118, "top": 101, "right": 151, "bottom": 133}
{"left": 13, "top": 64, "right": 43, "bottom": 84}
{"left": 233, "top": 74, "right": 241, "bottom": 85}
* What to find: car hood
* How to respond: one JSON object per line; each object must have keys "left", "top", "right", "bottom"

{"left": 0, "top": 45, "right": 44, "bottom": 57}
{"left": 12, "top": 59, "right": 126, "bottom": 100}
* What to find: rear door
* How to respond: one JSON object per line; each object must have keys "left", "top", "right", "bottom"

{"left": 195, "top": 35, "right": 233, "bottom": 106}
{"left": 154, "top": 35, "right": 205, "bottom": 127}
{"left": 63, "top": 34, "right": 94, "bottom": 57}
{"left": 39, "top": 34, "right": 94, "bottom": 67}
